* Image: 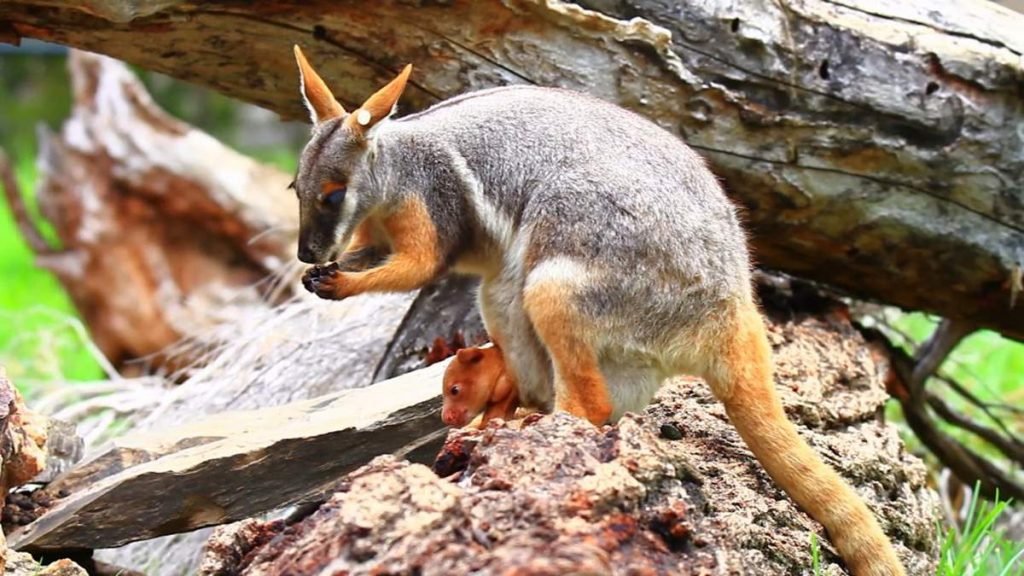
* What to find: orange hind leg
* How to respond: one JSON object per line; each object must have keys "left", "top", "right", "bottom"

{"left": 522, "top": 279, "right": 612, "bottom": 426}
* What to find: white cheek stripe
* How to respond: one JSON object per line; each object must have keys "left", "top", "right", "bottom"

{"left": 334, "top": 189, "right": 360, "bottom": 248}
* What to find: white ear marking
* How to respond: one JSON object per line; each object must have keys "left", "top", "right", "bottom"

{"left": 297, "top": 63, "right": 318, "bottom": 125}
{"left": 356, "top": 109, "right": 372, "bottom": 126}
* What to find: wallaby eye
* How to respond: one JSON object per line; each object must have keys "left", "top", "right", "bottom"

{"left": 324, "top": 187, "right": 346, "bottom": 207}
{"left": 449, "top": 385, "right": 460, "bottom": 397}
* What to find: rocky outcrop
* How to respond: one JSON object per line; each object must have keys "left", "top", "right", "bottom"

{"left": 198, "top": 281, "right": 941, "bottom": 575}
{"left": 0, "top": 370, "right": 85, "bottom": 575}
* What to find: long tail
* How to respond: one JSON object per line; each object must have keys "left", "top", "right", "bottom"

{"left": 703, "top": 299, "right": 905, "bottom": 576}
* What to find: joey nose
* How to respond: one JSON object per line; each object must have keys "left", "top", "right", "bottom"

{"left": 442, "top": 409, "right": 464, "bottom": 427}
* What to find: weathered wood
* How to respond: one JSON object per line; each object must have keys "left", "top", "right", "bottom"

{"left": 2, "top": 49, "right": 299, "bottom": 370}
{"left": 8, "top": 360, "right": 450, "bottom": 552}
{"left": 1, "top": 0, "right": 1022, "bottom": 340}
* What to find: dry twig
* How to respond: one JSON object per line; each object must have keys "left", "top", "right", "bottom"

{"left": 0, "top": 148, "right": 53, "bottom": 254}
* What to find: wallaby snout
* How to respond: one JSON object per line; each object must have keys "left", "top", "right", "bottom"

{"left": 297, "top": 225, "right": 336, "bottom": 264}
{"left": 297, "top": 201, "right": 347, "bottom": 264}
{"left": 297, "top": 245, "right": 319, "bottom": 265}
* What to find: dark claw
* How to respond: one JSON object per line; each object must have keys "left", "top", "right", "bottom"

{"left": 301, "top": 263, "right": 341, "bottom": 296}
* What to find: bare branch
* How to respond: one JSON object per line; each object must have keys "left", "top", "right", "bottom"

{"left": 910, "top": 318, "right": 975, "bottom": 394}
{"left": 861, "top": 326, "right": 1024, "bottom": 502}
{"left": 0, "top": 148, "right": 54, "bottom": 255}
{"left": 933, "top": 373, "right": 1024, "bottom": 446}
{"left": 925, "top": 392, "right": 1024, "bottom": 465}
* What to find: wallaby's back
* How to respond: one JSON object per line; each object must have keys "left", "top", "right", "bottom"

{"left": 390, "top": 86, "right": 751, "bottom": 344}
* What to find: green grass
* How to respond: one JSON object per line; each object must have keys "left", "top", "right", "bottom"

{"left": 937, "top": 487, "right": 1024, "bottom": 576}
{"left": 810, "top": 532, "right": 822, "bottom": 575}
{"left": 0, "top": 151, "right": 104, "bottom": 387}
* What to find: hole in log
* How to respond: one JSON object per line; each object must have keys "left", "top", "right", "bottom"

{"left": 818, "top": 60, "right": 830, "bottom": 80}
{"left": 730, "top": 18, "right": 740, "bottom": 33}
{"left": 313, "top": 25, "right": 327, "bottom": 40}
{"left": 926, "top": 81, "right": 940, "bottom": 95}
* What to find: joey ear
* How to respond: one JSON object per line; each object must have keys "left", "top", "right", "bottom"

{"left": 293, "top": 45, "right": 345, "bottom": 124}
{"left": 456, "top": 347, "right": 483, "bottom": 365}
{"left": 345, "top": 64, "right": 412, "bottom": 136}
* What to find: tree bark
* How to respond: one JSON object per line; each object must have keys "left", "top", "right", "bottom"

{"left": 1, "top": 0, "right": 1022, "bottom": 341}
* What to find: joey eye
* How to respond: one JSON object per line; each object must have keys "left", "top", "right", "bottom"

{"left": 324, "top": 187, "right": 346, "bottom": 207}
{"left": 449, "top": 385, "right": 460, "bottom": 397}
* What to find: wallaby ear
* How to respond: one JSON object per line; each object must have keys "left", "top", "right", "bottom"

{"left": 293, "top": 45, "right": 345, "bottom": 124}
{"left": 346, "top": 64, "right": 412, "bottom": 135}
{"left": 456, "top": 347, "right": 483, "bottom": 365}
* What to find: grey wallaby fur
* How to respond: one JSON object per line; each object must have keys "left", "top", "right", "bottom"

{"left": 294, "top": 84, "right": 751, "bottom": 415}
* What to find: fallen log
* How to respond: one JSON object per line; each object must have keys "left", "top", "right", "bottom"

{"left": 7, "top": 360, "right": 450, "bottom": 552}
{"left": 1, "top": 0, "right": 1022, "bottom": 341}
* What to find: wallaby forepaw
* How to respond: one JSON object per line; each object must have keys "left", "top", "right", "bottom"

{"left": 336, "top": 246, "right": 388, "bottom": 273}
{"left": 301, "top": 263, "right": 348, "bottom": 300}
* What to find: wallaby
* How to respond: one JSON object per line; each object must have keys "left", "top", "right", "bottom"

{"left": 289, "top": 45, "right": 904, "bottom": 576}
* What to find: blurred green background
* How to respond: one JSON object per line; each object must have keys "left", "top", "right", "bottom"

{"left": 0, "top": 42, "right": 303, "bottom": 389}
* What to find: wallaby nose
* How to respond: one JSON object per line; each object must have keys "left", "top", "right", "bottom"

{"left": 297, "top": 246, "right": 318, "bottom": 264}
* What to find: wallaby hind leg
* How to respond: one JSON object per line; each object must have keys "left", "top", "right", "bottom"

{"left": 522, "top": 273, "right": 613, "bottom": 426}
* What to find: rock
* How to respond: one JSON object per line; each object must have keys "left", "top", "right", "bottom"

{"left": 197, "top": 292, "right": 940, "bottom": 575}
{"left": 1, "top": 553, "right": 89, "bottom": 576}
{"left": 0, "top": 369, "right": 82, "bottom": 503}
{"left": 197, "top": 519, "right": 285, "bottom": 576}
{"left": 0, "top": 370, "right": 83, "bottom": 537}
{"left": 0, "top": 368, "right": 82, "bottom": 494}
{"left": 0, "top": 372, "right": 48, "bottom": 495}
{"left": 0, "top": 371, "right": 85, "bottom": 575}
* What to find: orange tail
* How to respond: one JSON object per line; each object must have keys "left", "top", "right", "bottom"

{"left": 704, "top": 300, "right": 905, "bottom": 576}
